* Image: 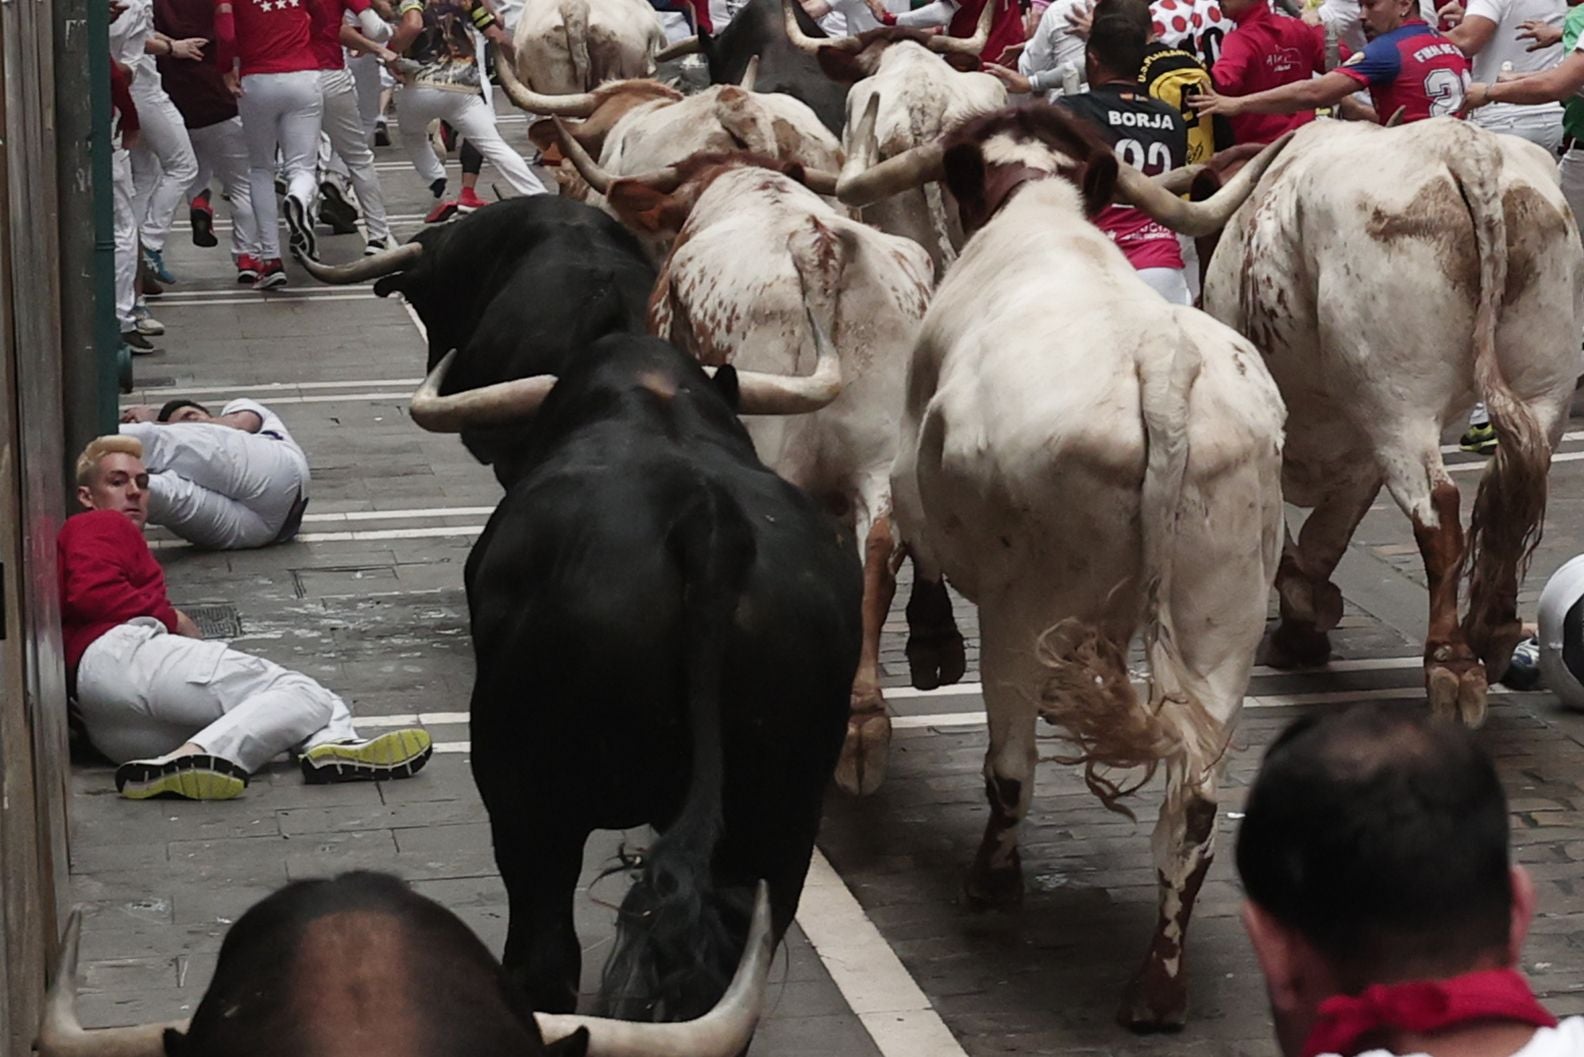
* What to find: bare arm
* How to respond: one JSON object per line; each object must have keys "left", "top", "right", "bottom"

{"left": 213, "top": 409, "right": 264, "bottom": 432}
{"left": 1190, "top": 70, "right": 1360, "bottom": 117}
{"left": 340, "top": 23, "right": 395, "bottom": 57}
{"left": 387, "top": 7, "right": 423, "bottom": 55}
{"left": 800, "top": 0, "right": 833, "bottom": 17}
{"left": 1442, "top": 14, "right": 1497, "bottom": 56}
{"left": 1469, "top": 51, "right": 1584, "bottom": 105}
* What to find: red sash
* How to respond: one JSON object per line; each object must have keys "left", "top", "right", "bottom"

{"left": 1301, "top": 969, "right": 1556, "bottom": 1057}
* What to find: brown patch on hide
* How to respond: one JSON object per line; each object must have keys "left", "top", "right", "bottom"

{"left": 1500, "top": 184, "right": 1553, "bottom": 310}
{"left": 289, "top": 909, "right": 422, "bottom": 1057}
{"left": 1363, "top": 176, "right": 1479, "bottom": 301}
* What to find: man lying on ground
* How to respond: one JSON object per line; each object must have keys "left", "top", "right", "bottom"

{"left": 61, "top": 435, "right": 432, "bottom": 800}
{"left": 1237, "top": 702, "right": 1579, "bottom": 1057}
{"left": 118, "top": 396, "right": 310, "bottom": 549}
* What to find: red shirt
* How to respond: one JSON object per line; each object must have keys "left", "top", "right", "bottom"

{"left": 310, "top": 0, "right": 371, "bottom": 70}
{"left": 58, "top": 510, "right": 178, "bottom": 682}
{"left": 214, "top": 0, "right": 330, "bottom": 78}
{"left": 1334, "top": 20, "right": 1470, "bottom": 123}
{"left": 950, "top": 0, "right": 1024, "bottom": 63}
{"left": 109, "top": 58, "right": 140, "bottom": 141}
{"left": 155, "top": 0, "right": 238, "bottom": 128}
{"left": 1211, "top": 1, "right": 1324, "bottom": 145}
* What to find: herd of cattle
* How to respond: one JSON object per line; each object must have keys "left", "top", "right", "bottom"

{"left": 39, "top": 0, "right": 1584, "bottom": 1053}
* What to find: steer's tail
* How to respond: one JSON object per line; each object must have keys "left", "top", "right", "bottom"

{"left": 1037, "top": 336, "right": 1220, "bottom": 814}
{"left": 559, "top": 0, "right": 592, "bottom": 89}
{"left": 598, "top": 481, "right": 758, "bottom": 1022}
{"left": 1453, "top": 127, "right": 1549, "bottom": 678}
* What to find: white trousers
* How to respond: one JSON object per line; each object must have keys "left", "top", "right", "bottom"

{"left": 349, "top": 51, "right": 383, "bottom": 138}
{"left": 396, "top": 86, "right": 546, "bottom": 196}
{"left": 77, "top": 619, "right": 357, "bottom": 773}
{"left": 1138, "top": 266, "right": 1192, "bottom": 306}
{"left": 1561, "top": 146, "right": 1584, "bottom": 229}
{"left": 1477, "top": 110, "right": 1564, "bottom": 155}
{"left": 112, "top": 148, "right": 139, "bottom": 330}
{"left": 121, "top": 420, "right": 310, "bottom": 549}
{"left": 188, "top": 117, "right": 260, "bottom": 260}
{"left": 130, "top": 82, "right": 200, "bottom": 254}
{"left": 237, "top": 70, "right": 323, "bottom": 259}
{"left": 319, "top": 68, "right": 391, "bottom": 241}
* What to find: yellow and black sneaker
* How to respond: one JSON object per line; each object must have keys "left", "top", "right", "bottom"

{"left": 299, "top": 729, "right": 433, "bottom": 785}
{"left": 1460, "top": 423, "right": 1498, "bottom": 455}
{"left": 115, "top": 753, "right": 249, "bottom": 800}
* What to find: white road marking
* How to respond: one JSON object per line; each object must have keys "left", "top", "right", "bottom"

{"left": 149, "top": 284, "right": 376, "bottom": 298}
{"left": 1448, "top": 449, "right": 1584, "bottom": 473}
{"left": 126, "top": 376, "right": 420, "bottom": 398}
{"left": 302, "top": 506, "right": 496, "bottom": 523}
{"left": 149, "top": 523, "right": 485, "bottom": 548}
{"left": 1439, "top": 428, "right": 1584, "bottom": 455}
{"left": 154, "top": 294, "right": 377, "bottom": 307}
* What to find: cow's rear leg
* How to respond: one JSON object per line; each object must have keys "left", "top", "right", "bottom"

{"left": 905, "top": 562, "right": 966, "bottom": 691}
{"left": 837, "top": 512, "right": 902, "bottom": 797}
{"left": 495, "top": 822, "right": 587, "bottom": 1013}
{"left": 1409, "top": 478, "right": 1487, "bottom": 726}
{"left": 1266, "top": 476, "right": 1380, "bottom": 668}
{"left": 964, "top": 604, "right": 1037, "bottom": 909}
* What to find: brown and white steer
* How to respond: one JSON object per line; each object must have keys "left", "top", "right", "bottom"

{"left": 1202, "top": 117, "right": 1584, "bottom": 727}
{"left": 782, "top": 0, "right": 1005, "bottom": 276}
{"left": 510, "top": 0, "right": 668, "bottom": 94}
{"left": 837, "top": 104, "right": 1293, "bottom": 1028}
{"left": 587, "top": 149, "right": 934, "bottom": 795}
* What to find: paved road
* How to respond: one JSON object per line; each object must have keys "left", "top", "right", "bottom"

{"left": 67, "top": 102, "right": 1584, "bottom": 1056}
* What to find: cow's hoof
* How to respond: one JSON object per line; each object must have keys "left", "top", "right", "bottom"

{"left": 1117, "top": 966, "right": 1189, "bottom": 1034}
{"left": 1262, "top": 620, "right": 1331, "bottom": 669}
{"left": 963, "top": 853, "right": 1023, "bottom": 911}
{"left": 906, "top": 629, "right": 967, "bottom": 691}
{"left": 1426, "top": 650, "right": 1488, "bottom": 728}
{"left": 835, "top": 710, "right": 891, "bottom": 797}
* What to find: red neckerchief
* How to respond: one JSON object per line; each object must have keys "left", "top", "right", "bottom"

{"left": 1302, "top": 969, "right": 1557, "bottom": 1057}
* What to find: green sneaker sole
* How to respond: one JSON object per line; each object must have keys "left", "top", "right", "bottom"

{"left": 116, "top": 754, "right": 248, "bottom": 800}
{"left": 300, "top": 729, "right": 433, "bottom": 784}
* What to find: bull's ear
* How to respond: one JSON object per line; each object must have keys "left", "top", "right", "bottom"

{"left": 942, "top": 142, "right": 986, "bottom": 210}
{"left": 527, "top": 118, "right": 568, "bottom": 164}
{"left": 606, "top": 179, "right": 685, "bottom": 234}
{"left": 1188, "top": 167, "right": 1222, "bottom": 202}
{"left": 544, "top": 1026, "right": 589, "bottom": 1057}
{"left": 711, "top": 363, "right": 741, "bottom": 409}
{"left": 1081, "top": 151, "right": 1119, "bottom": 217}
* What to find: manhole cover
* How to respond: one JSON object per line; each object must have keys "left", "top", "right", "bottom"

{"left": 184, "top": 604, "right": 242, "bottom": 639}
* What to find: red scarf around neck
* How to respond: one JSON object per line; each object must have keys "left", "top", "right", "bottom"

{"left": 1301, "top": 968, "right": 1557, "bottom": 1057}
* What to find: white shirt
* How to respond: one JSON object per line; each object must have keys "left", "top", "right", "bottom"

{"left": 1343, "top": 1017, "right": 1584, "bottom": 1057}
{"left": 1465, "top": 0, "right": 1565, "bottom": 126}
{"left": 222, "top": 399, "right": 307, "bottom": 465}
{"left": 108, "top": 0, "right": 159, "bottom": 85}
{"left": 1020, "top": 0, "right": 1088, "bottom": 96}
{"left": 1314, "top": 0, "right": 1440, "bottom": 55}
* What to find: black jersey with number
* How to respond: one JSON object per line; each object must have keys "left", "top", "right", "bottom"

{"left": 1057, "top": 81, "right": 1188, "bottom": 177}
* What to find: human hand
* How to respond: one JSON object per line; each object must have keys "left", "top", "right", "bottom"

{"left": 865, "top": 0, "right": 888, "bottom": 18}
{"left": 1518, "top": 18, "right": 1562, "bottom": 50}
{"left": 1300, "top": 4, "right": 1322, "bottom": 25}
{"left": 174, "top": 610, "right": 203, "bottom": 639}
{"left": 170, "top": 36, "right": 207, "bottom": 60}
{"left": 109, "top": 0, "right": 127, "bottom": 19}
{"left": 1187, "top": 85, "right": 1241, "bottom": 116}
{"left": 983, "top": 62, "right": 1033, "bottom": 93}
{"left": 119, "top": 404, "right": 159, "bottom": 423}
{"left": 997, "top": 41, "right": 1025, "bottom": 65}
{"left": 1463, "top": 81, "right": 1492, "bottom": 109}
{"left": 1066, "top": 2, "right": 1092, "bottom": 38}
{"left": 223, "top": 68, "right": 242, "bottom": 97}
{"left": 1436, "top": 0, "right": 1463, "bottom": 27}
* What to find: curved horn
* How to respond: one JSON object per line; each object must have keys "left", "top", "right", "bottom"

{"left": 739, "top": 54, "right": 760, "bottom": 90}
{"left": 730, "top": 299, "right": 844, "bottom": 415}
{"left": 782, "top": 0, "right": 834, "bottom": 54}
{"left": 835, "top": 137, "right": 947, "bottom": 208}
{"left": 925, "top": 0, "right": 995, "bottom": 55}
{"left": 409, "top": 349, "right": 558, "bottom": 433}
{"left": 1384, "top": 105, "right": 1408, "bottom": 127}
{"left": 1151, "top": 163, "right": 1208, "bottom": 196}
{"left": 1111, "top": 129, "right": 1296, "bottom": 237}
{"left": 495, "top": 54, "right": 600, "bottom": 117}
{"left": 798, "top": 167, "right": 840, "bottom": 195}
{"left": 37, "top": 911, "right": 186, "bottom": 1057}
{"left": 553, "top": 117, "right": 615, "bottom": 194}
{"left": 654, "top": 35, "right": 703, "bottom": 62}
{"left": 297, "top": 241, "right": 424, "bottom": 284}
{"left": 534, "top": 882, "right": 776, "bottom": 1057}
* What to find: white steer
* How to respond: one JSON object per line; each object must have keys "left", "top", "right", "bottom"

{"left": 510, "top": 0, "right": 668, "bottom": 93}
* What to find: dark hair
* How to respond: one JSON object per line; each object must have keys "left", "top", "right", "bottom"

{"left": 157, "top": 398, "right": 210, "bottom": 422}
{"left": 1236, "top": 703, "right": 1513, "bottom": 989}
{"left": 1086, "top": 8, "right": 1150, "bottom": 81}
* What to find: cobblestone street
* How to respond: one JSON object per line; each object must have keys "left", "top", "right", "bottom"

{"left": 65, "top": 107, "right": 1584, "bottom": 1056}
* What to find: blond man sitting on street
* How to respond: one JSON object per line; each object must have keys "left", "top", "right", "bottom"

{"left": 60, "top": 435, "right": 432, "bottom": 800}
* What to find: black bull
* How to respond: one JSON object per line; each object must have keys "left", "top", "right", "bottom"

{"left": 303, "top": 197, "right": 863, "bottom": 1025}
{"left": 694, "top": 0, "right": 848, "bottom": 134}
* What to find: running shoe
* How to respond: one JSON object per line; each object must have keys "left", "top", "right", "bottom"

{"left": 116, "top": 753, "right": 248, "bottom": 800}
{"left": 121, "top": 329, "right": 156, "bottom": 355}
{"left": 283, "top": 194, "right": 318, "bottom": 261}
{"left": 236, "top": 254, "right": 261, "bottom": 283}
{"left": 363, "top": 237, "right": 388, "bottom": 256}
{"left": 142, "top": 244, "right": 175, "bottom": 284}
{"left": 424, "top": 197, "right": 459, "bottom": 224}
{"left": 456, "top": 186, "right": 488, "bottom": 213}
{"left": 1503, "top": 636, "right": 1543, "bottom": 691}
{"left": 132, "top": 304, "right": 164, "bottom": 336}
{"left": 428, "top": 177, "right": 447, "bottom": 199}
{"left": 374, "top": 118, "right": 390, "bottom": 147}
{"left": 190, "top": 192, "right": 218, "bottom": 248}
{"left": 254, "top": 258, "right": 288, "bottom": 290}
{"left": 1459, "top": 423, "right": 1497, "bottom": 455}
{"left": 318, "top": 181, "right": 361, "bottom": 234}
{"left": 139, "top": 265, "right": 165, "bottom": 299}
{"left": 299, "top": 728, "right": 433, "bottom": 784}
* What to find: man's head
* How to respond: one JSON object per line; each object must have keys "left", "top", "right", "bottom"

{"left": 158, "top": 398, "right": 212, "bottom": 423}
{"left": 1359, "top": 0, "right": 1416, "bottom": 36}
{"left": 1085, "top": 3, "right": 1149, "bottom": 84}
{"left": 1236, "top": 704, "right": 1534, "bottom": 1057}
{"left": 75, "top": 436, "right": 151, "bottom": 529}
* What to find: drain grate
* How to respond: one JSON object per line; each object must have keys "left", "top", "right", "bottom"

{"left": 184, "top": 603, "right": 243, "bottom": 639}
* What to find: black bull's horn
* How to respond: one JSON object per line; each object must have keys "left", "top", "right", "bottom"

{"left": 37, "top": 883, "right": 778, "bottom": 1057}
{"left": 298, "top": 240, "right": 424, "bottom": 284}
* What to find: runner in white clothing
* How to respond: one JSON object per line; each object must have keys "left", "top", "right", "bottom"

{"left": 118, "top": 397, "right": 311, "bottom": 550}
{"left": 1237, "top": 704, "right": 1579, "bottom": 1057}
{"left": 1442, "top": 0, "right": 1564, "bottom": 151}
